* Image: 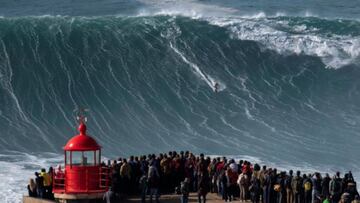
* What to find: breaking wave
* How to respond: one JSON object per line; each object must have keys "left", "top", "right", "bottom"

{"left": 0, "top": 14, "right": 360, "bottom": 202}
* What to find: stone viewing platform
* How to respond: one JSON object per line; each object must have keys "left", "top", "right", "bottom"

{"left": 121, "top": 193, "right": 247, "bottom": 203}
{"left": 23, "top": 192, "right": 245, "bottom": 203}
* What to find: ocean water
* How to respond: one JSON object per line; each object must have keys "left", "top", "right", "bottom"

{"left": 0, "top": 0, "right": 360, "bottom": 202}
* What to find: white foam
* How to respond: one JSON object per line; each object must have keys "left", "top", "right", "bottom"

{"left": 208, "top": 16, "right": 360, "bottom": 69}
{"left": 0, "top": 152, "right": 62, "bottom": 203}
{"left": 136, "top": 0, "right": 237, "bottom": 19}
{"left": 239, "top": 12, "right": 267, "bottom": 19}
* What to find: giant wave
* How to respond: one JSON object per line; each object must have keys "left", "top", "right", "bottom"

{"left": 0, "top": 14, "right": 360, "bottom": 202}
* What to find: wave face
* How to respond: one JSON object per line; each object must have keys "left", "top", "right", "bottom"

{"left": 1, "top": 14, "right": 360, "bottom": 201}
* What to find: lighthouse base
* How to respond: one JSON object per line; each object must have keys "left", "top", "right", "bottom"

{"left": 54, "top": 192, "right": 105, "bottom": 203}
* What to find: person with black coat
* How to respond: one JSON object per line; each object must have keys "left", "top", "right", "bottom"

{"left": 322, "top": 174, "right": 331, "bottom": 198}
{"left": 249, "top": 176, "right": 261, "bottom": 203}
{"left": 34, "top": 172, "right": 44, "bottom": 198}
{"left": 198, "top": 172, "right": 210, "bottom": 203}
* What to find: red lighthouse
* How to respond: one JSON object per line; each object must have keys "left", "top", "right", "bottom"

{"left": 53, "top": 116, "right": 109, "bottom": 202}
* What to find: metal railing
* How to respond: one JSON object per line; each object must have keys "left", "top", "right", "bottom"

{"left": 100, "top": 166, "right": 111, "bottom": 190}
{"left": 52, "top": 169, "right": 66, "bottom": 193}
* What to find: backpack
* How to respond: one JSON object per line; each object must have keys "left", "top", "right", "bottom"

{"left": 240, "top": 174, "right": 248, "bottom": 185}
{"left": 304, "top": 181, "right": 312, "bottom": 191}
{"left": 292, "top": 177, "right": 302, "bottom": 193}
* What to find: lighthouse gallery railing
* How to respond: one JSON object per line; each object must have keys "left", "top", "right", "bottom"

{"left": 53, "top": 166, "right": 110, "bottom": 194}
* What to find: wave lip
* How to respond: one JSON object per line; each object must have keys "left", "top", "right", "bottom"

{"left": 208, "top": 15, "right": 360, "bottom": 69}
{"left": 134, "top": 2, "right": 360, "bottom": 69}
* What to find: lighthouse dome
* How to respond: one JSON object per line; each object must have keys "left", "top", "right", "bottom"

{"left": 63, "top": 123, "right": 101, "bottom": 151}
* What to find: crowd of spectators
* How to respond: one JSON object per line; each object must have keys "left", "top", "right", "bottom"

{"left": 28, "top": 151, "right": 359, "bottom": 203}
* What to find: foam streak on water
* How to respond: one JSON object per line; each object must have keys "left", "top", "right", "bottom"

{"left": 169, "top": 42, "right": 225, "bottom": 92}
